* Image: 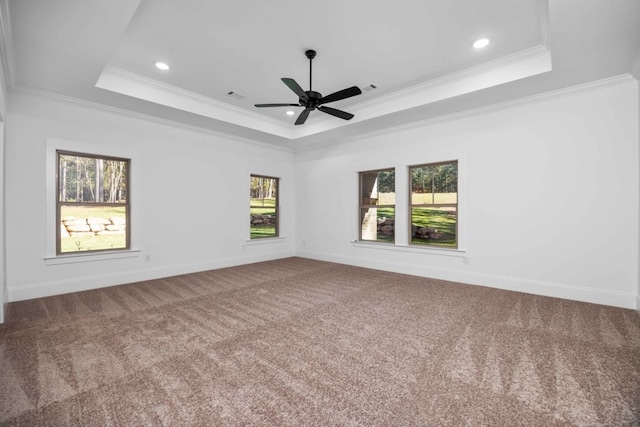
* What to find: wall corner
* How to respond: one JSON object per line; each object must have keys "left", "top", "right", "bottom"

{"left": 632, "top": 54, "right": 640, "bottom": 81}
{"left": 0, "top": 288, "right": 6, "bottom": 324}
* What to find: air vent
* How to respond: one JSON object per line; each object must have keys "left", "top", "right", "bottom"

{"left": 227, "top": 91, "right": 246, "bottom": 100}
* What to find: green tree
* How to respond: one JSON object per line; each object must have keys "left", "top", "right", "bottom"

{"left": 377, "top": 170, "right": 395, "bottom": 193}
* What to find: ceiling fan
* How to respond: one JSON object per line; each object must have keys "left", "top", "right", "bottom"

{"left": 255, "top": 49, "right": 362, "bottom": 125}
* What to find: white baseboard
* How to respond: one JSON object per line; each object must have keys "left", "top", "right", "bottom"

{"left": 296, "top": 249, "right": 637, "bottom": 310}
{"left": 8, "top": 249, "right": 295, "bottom": 302}
{"left": 8, "top": 248, "right": 638, "bottom": 312}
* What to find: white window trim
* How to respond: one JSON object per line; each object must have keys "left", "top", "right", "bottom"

{"left": 244, "top": 236, "right": 287, "bottom": 245}
{"left": 44, "top": 249, "right": 141, "bottom": 266}
{"left": 45, "top": 137, "right": 141, "bottom": 263}
{"left": 350, "top": 240, "right": 466, "bottom": 258}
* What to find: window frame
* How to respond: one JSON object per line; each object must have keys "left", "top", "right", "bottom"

{"left": 358, "top": 167, "right": 396, "bottom": 244}
{"left": 408, "top": 159, "right": 459, "bottom": 249}
{"left": 56, "top": 150, "right": 131, "bottom": 255}
{"left": 250, "top": 174, "right": 279, "bottom": 239}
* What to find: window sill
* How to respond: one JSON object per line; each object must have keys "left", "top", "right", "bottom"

{"left": 244, "top": 237, "right": 286, "bottom": 246}
{"left": 45, "top": 249, "right": 141, "bottom": 265}
{"left": 350, "top": 240, "right": 466, "bottom": 258}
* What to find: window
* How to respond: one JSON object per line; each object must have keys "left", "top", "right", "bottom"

{"left": 359, "top": 168, "right": 395, "bottom": 243}
{"left": 57, "top": 151, "right": 130, "bottom": 254}
{"left": 409, "top": 160, "right": 458, "bottom": 248}
{"left": 250, "top": 175, "right": 279, "bottom": 239}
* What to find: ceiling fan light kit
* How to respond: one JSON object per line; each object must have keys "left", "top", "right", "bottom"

{"left": 255, "top": 49, "right": 362, "bottom": 125}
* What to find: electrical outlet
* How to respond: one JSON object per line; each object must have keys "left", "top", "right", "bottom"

{"left": 145, "top": 255, "right": 151, "bottom": 262}
{"left": 463, "top": 256, "right": 469, "bottom": 264}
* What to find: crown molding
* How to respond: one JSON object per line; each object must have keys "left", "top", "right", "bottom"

{"left": 293, "top": 44, "right": 553, "bottom": 140}
{"left": 96, "top": 65, "right": 297, "bottom": 140}
{"left": 358, "top": 45, "right": 550, "bottom": 112}
{"left": 9, "top": 85, "right": 295, "bottom": 153}
{"left": 296, "top": 74, "right": 636, "bottom": 153}
{"left": 11, "top": 70, "right": 632, "bottom": 156}
{"left": 97, "top": 43, "right": 552, "bottom": 143}
{"left": 8, "top": 73, "right": 635, "bottom": 156}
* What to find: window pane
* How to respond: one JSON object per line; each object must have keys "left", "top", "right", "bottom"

{"left": 410, "top": 207, "right": 457, "bottom": 247}
{"left": 250, "top": 176, "right": 277, "bottom": 205}
{"left": 250, "top": 207, "right": 277, "bottom": 238}
{"left": 60, "top": 205, "right": 127, "bottom": 253}
{"left": 250, "top": 175, "right": 278, "bottom": 239}
{"left": 410, "top": 162, "right": 457, "bottom": 205}
{"left": 57, "top": 151, "right": 129, "bottom": 255}
{"left": 59, "top": 155, "right": 128, "bottom": 203}
{"left": 360, "top": 170, "right": 395, "bottom": 206}
{"left": 360, "top": 207, "right": 395, "bottom": 243}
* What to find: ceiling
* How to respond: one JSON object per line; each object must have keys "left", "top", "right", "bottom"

{"left": 3, "top": 0, "right": 640, "bottom": 149}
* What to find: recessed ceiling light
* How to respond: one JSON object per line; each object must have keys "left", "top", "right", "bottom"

{"left": 154, "top": 61, "right": 170, "bottom": 71}
{"left": 473, "top": 38, "right": 490, "bottom": 49}
{"left": 286, "top": 110, "right": 295, "bottom": 116}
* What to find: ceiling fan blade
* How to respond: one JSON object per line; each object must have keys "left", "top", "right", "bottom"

{"left": 318, "top": 106, "right": 354, "bottom": 121}
{"left": 319, "top": 86, "right": 362, "bottom": 104}
{"left": 282, "top": 78, "right": 308, "bottom": 100}
{"left": 255, "top": 103, "right": 300, "bottom": 108}
{"left": 295, "top": 108, "right": 311, "bottom": 125}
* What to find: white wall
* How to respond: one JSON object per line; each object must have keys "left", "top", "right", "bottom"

{"left": 3, "top": 77, "right": 639, "bottom": 314}
{"left": 296, "top": 77, "right": 640, "bottom": 309}
{"left": 5, "top": 91, "right": 295, "bottom": 302}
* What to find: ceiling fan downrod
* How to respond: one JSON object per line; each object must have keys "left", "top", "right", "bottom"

{"left": 306, "top": 49, "right": 316, "bottom": 92}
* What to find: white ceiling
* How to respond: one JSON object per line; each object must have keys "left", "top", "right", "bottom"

{"left": 3, "top": 0, "right": 640, "bottom": 149}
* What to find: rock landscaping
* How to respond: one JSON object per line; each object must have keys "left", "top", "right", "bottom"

{"left": 377, "top": 217, "right": 450, "bottom": 240}
{"left": 61, "top": 217, "right": 126, "bottom": 238}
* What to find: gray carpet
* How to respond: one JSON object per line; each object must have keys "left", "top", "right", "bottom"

{"left": 1, "top": 257, "right": 639, "bottom": 426}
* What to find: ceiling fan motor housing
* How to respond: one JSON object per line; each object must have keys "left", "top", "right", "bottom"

{"left": 302, "top": 91, "right": 322, "bottom": 109}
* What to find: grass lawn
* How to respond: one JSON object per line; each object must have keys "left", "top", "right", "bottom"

{"left": 377, "top": 193, "right": 396, "bottom": 205}
{"left": 251, "top": 198, "right": 275, "bottom": 207}
{"left": 250, "top": 226, "right": 277, "bottom": 239}
{"left": 61, "top": 205, "right": 126, "bottom": 220}
{"left": 251, "top": 208, "right": 276, "bottom": 216}
{"left": 250, "top": 200, "right": 277, "bottom": 238}
{"left": 411, "top": 192, "right": 457, "bottom": 204}
{"left": 374, "top": 206, "right": 456, "bottom": 247}
{"left": 411, "top": 207, "right": 456, "bottom": 247}
{"left": 61, "top": 234, "right": 127, "bottom": 253}
{"left": 60, "top": 205, "right": 127, "bottom": 253}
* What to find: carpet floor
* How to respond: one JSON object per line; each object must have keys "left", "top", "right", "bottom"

{"left": 1, "top": 257, "right": 639, "bottom": 426}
